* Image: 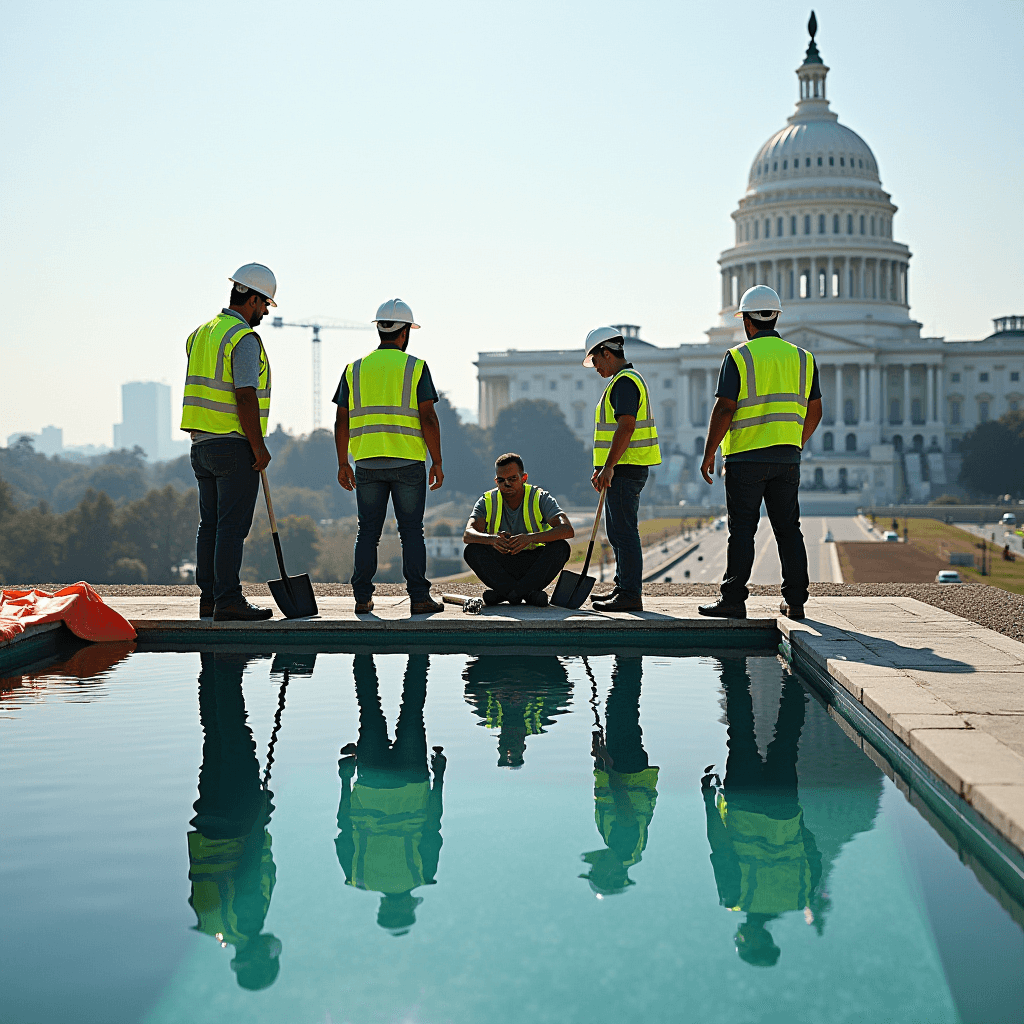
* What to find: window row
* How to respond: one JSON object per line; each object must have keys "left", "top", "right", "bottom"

{"left": 820, "top": 432, "right": 860, "bottom": 452}
{"left": 738, "top": 212, "right": 892, "bottom": 243}
{"left": 949, "top": 371, "right": 1020, "bottom": 383}
{"left": 521, "top": 376, "right": 679, "bottom": 395}
{"left": 754, "top": 154, "right": 875, "bottom": 176}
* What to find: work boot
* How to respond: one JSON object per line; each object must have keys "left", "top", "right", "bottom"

{"left": 591, "top": 592, "right": 644, "bottom": 612}
{"left": 525, "top": 590, "right": 549, "bottom": 607}
{"left": 410, "top": 596, "right": 445, "bottom": 615}
{"left": 779, "top": 601, "right": 805, "bottom": 620}
{"left": 213, "top": 600, "right": 274, "bottom": 622}
{"left": 482, "top": 590, "right": 503, "bottom": 606}
{"left": 354, "top": 598, "right": 374, "bottom": 614}
{"left": 199, "top": 597, "right": 214, "bottom": 619}
{"left": 697, "top": 600, "right": 746, "bottom": 619}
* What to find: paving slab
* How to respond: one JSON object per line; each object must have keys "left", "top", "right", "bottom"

{"left": 971, "top": 785, "right": 1024, "bottom": 851}
{"left": 964, "top": 715, "right": 1024, "bottom": 759}
{"left": 908, "top": 728, "right": 1024, "bottom": 798}
{"left": 904, "top": 670, "right": 1024, "bottom": 714}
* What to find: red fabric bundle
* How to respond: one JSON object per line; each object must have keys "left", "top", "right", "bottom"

{"left": 0, "top": 583, "right": 137, "bottom": 643}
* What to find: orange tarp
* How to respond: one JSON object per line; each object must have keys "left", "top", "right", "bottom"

{"left": 0, "top": 583, "right": 136, "bottom": 643}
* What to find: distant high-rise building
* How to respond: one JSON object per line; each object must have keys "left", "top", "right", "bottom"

{"left": 114, "top": 382, "right": 172, "bottom": 460}
{"left": 5, "top": 425, "right": 63, "bottom": 456}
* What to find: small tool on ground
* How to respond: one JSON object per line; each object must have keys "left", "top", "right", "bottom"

{"left": 551, "top": 489, "right": 607, "bottom": 609}
{"left": 442, "top": 593, "right": 484, "bottom": 614}
{"left": 261, "top": 470, "right": 319, "bottom": 619}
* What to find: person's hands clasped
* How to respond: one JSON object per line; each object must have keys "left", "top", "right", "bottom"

{"left": 492, "top": 531, "right": 513, "bottom": 554}
{"left": 338, "top": 461, "right": 356, "bottom": 491}
{"left": 505, "top": 533, "right": 533, "bottom": 556}
{"left": 592, "top": 465, "right": 614, "bottom": 491}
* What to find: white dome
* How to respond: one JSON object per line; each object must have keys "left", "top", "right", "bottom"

{"left": 749, "top": 120, "right": 879, "bottom": 188}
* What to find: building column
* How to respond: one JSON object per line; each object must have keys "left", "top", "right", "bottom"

{"left": 706, "top": 368, "right": 716, "bottom": 424}
{"left": 903, "top": 263, "right": 909, "bottom": 306}
{"left": 721, "top": 270, "right": 729, "bottom": 308}
{"left": 858, "top": 364, "right": 867, "bottom": 426}
{"left": 902, "top": 365, "right": 911, "bottom": 425}
{"left": 681, "top": 370, "right": 691, "bottom": 426}
{"left": 827, "top": 255, "right": 834, "bottom": 297}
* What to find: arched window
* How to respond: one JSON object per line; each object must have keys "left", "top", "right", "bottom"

{"left": 800, "top": 270, "right": 809, "bottom": 299}
{"left": 814, "top": 467, "right": 825, "bottom": 487}
{"left": 860, "top": 215, "right": 865, "bottom": 235}
{"left": 818, "top": 214, "right": 826, "bottom": 234}
{"left": 817, "top": 156, "right": 823, "bottom": 166}
{"left": 829, "top": 156, "right": 835, "bottom": 166}
{"left": 840, "top": 157, "right": 845, "bottom": 167}
{"left": 912, "top": 434, "right": 924, "bottom": 452}
{"left": 847, "top": 214, "right": 854, "bottom": 234}
{"left": 858, "top": 159, "right": 863, "bottom": 168}
{"left": 790, "top": 215, "right": 797, "bottom": 235}
{"left": 772, "top": 161, "right": 777, "bottom": 171}
{"left": 782, "top": 160, "right": 788, "bottom": 170}
{"left": 845, "top": 433, "right": 857, "bottom": 452}
{"left": 823, "top": 432, "right": 834, "bottom": 451}
{"left": 833, "top": 214, "right": 840, "bottom": 233}
{"left": 777, "top": 217, "right": 783, "bottom": 236}
{"left": 804, "top": 215, "right": 811, "bottom": 235}
{"left": 893, "top": 435, "right": 903, "bottom": 452}
{"left": 806, "top": 157, "right": 811, "bottom": 167}
{"left": 844, "top": 399, "right": 855, "bottom": 423}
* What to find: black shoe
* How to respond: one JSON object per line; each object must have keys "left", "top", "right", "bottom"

{"left": 698, "top": 600, "right": 746, "bottom": 619}
{"left": 354, "top": 599, "right": 374, "bottom": 614}
{"left": 482, "top": 590, "right": 503, "bottom": 606}
{"left": 779, "top": 601, "right": 805, "bottom": 620}
{"left": 199, "top": 598, "right": 214, "bottom": 619}
{"left": 411, "top": 596, "right": 445, "bottom": 615}
{"left": 213, "top": 600, "right": 274, "bottom": 622}
{"left": 506, "top": 595, "right": 524, "bottom": 606}
{"left": 591, "top": 593, "right": 644, "bottom": 612}
{"left": 525, "top": 590, "right": 549, "bottom": 607}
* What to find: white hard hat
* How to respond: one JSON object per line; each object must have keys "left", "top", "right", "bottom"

{"left": 734, "top": 285, "right": 782, "bottom": 319}
{"left": 583, "top": 326, "right": 625, "bottom": 367}
{"left": 373, "top": 298, "right": 420, "bottom": 331}
{"left": 229, "top": 263, "right": 277, "bottom": 306}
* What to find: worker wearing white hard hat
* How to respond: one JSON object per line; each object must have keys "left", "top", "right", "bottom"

{"left": 697, "top": 285, "right": 823, "bottom": 622}
{"left": 584, "top": 325, "right": 661, "bottom": 613}
{"left": 333, "top": 299, "right": 445, "bottom": 615}
{"left": 179, "top": 263, "right": 280, "bottom": 622}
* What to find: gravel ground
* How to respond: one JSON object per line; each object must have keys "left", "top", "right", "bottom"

{"left": 10, "top": 580, "right": 1023, "bottom": 643}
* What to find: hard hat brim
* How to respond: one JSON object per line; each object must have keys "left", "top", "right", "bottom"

{"left": 228, "top": 277, "right": 277, "bottom": 306}
{"left": 373, "top": 320, "right": 420, "bottom": 329}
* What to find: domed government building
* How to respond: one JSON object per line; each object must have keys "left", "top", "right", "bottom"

{"left": 475, "top": 14, "right": 1023, "bottom": 506}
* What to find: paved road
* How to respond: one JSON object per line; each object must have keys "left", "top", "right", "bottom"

{"left": 646, "top": 515, "right": 876, "bottom": 585}
{"left": 956, "top": 522, "right": 1024, "bottom": 556}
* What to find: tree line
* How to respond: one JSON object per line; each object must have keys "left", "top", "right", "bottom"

{"left": 957, "top": 411, "right": 1024, "bottom": 498}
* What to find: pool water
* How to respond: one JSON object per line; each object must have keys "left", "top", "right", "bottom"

{"left": 2, "top": 643, "right": 1023, "bottom": 1024}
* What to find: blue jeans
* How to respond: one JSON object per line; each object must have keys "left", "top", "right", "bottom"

{"left": 191, "top": 439, "right": 261, "bottom": 607}
{"left": 352, "top": 462, "right": 430, "bottom": 602}
{"left": 603, "top": 467, "right": 648, "bottom": 598}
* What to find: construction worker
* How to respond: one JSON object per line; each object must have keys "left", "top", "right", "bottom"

{"left": 701, "top": 659, "right": 822, "bottom": 967}
{"left": 333, "top": 299, "right": 444, "bottom": 615}
{"left": 580, "top": 656, "right": 659, "bottom": 896}
{"left": 336, "top": 654, "right": 445, "bottom": 935}
{"left": 698, "top": 286, "right": 822, "bottom": 621}
{"left": 187, "top": 653, "right": 282, "bottom": 990}
{"left": 463, "top": 655, "right": 573, "bottom": 768}
{"left": 180, "top": 263, "right": 276, "bottom": 622}
{"left": 462, "top": 452, "right": 575, "bottom": 606}
{"left": 584, "top": 327, "right": 662, "bottom": 612}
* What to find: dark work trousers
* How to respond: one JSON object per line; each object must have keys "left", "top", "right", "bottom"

{"left": 352, "top": 462, "right": 430, "bottom": 603}
{"left": 191, "top": 439, "right": 261, "bottom": 608}
{"left": 463, "top": 539, "right": 571, "bottom": 597}
{"left": 603, "top": 467, "right": 649, "bottom": 598}
{"left": 602, "top": 656, "right": 648, "bottom": 775}
{"left": 720, "top": 462, "right": 809, "bottom": 608}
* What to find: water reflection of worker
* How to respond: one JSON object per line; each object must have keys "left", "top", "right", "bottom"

{"left": 336, "top": 654, "right": 445, "bottom": 936}
{"left": 580, "top": 656, "right": 659, "bottom": 896}
{"left": 463, "top": 655, "right": 573, "bottom": 768}
{"left": 701, "top": 660, "right": 821, "bottom": 968}
{"left": 187, "top": 653, "right": 281, "bottom": 990}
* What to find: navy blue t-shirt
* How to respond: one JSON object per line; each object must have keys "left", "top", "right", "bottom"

{"left": 715, "top": 331, "right": 821, "bottom": 464}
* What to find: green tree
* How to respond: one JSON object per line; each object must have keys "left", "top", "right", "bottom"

{"left": 118, "top": 485, "right": 198, "bottom": 583}
{"left": 0, "top": 503, "right": 64, "bottom": 584}
{"left": 61, "top": 489, "right": 120, "bottom": 582}
{"left": 432, "top": 394, "right": 490, "bottom": 498}
{"left": 241, "top": 515, "right": 320, "bottom": 583}
{"left": 958, "top": 412, "right": 1024, "bottom": 497}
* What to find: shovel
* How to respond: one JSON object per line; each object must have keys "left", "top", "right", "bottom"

{"left": 551, "top": 489, "right": 607, "bottom": 609}
{"left": 261, "top": 470, "right": 319, "bottom": 619}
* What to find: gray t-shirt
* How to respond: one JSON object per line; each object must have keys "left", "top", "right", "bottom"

{"left": 190, "top": 310, "right": 263, "bottom": 445}
{"left": 471, "top": 488, "right": 563, "bottom": 535}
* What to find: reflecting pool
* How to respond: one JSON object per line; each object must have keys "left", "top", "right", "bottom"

{"left": 1, "top": 644, "right": 1022, "bottom": 1023}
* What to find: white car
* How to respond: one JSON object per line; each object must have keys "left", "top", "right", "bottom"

{"left": 1002, "top": 513, "right": 1017, "bottom": 526}
{"left": 935, "top": 570, "right": 962, "bottom": 584}
{"left": 883, "top": 530, "right": 900, "bottom": 542}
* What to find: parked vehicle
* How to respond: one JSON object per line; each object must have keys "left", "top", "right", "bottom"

{"left": 1001, "top": 513, "right": 1017, "bottom": 526}
{"left": 935, "top": 570, "right": 962, "bottom": 584}
{"left": 883, "top": 531, "right": 899, "bottom": 542}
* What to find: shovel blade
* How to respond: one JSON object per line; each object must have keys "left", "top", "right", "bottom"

{"left": 550, "top": 569, "right": 596, "bottom": 610}
{"left": 268, "top": 573, "right": 318, "bottom": 619}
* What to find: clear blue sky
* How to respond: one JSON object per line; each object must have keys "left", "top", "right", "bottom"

{"left": 2, "top": 0, "right": 1021, "bottom": 446}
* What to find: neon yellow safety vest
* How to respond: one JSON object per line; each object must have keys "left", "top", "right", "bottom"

{"left": 180, "top": 312, "right": 271, "bottom": 436}
{"left": 593, "top": 369, "right": 661, "bottom": 467}
{"left": 594, "top": 767, "right": 660, "bottom": 867}
{"left": 345, "top": 348, "right": 428, "bottom": 461}
{"left": 482, "top": 483, "right": 552, "bottom": 550}
{"left": 720, "top": 336, "right": 814, "bottom": 457}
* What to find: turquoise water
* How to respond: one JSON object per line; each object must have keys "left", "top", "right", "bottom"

{"left": 1, "top": 643, "right": 1022, "bottom": 1024}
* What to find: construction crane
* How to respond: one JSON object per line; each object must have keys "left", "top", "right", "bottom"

{"left": 271, "top": 316, "right": 373, "bottom": 431}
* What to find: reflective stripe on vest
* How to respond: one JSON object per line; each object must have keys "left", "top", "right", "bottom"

{"left": 180, "top": 313, "right": 272, "bottom": 436}
{"left": 482, "top": 483, "right": 552, "bottom": 550}
{"left": 593, "top": 369, "right": 662, "bottom": 467}
{"left": 720, "top": 336, "right": 814, "bottom": 456}
{"left": 346, "top": 348, "right": 427, "bottom": 461}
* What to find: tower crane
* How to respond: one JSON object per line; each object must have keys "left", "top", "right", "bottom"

{"left": 271, "top": 316, "right": 373, "bottom": 431}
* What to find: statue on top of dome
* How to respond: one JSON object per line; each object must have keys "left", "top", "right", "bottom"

{"left": 804, "top": 10, "right": 823, "bottom": 65}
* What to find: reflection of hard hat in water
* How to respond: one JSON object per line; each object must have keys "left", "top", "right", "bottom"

{"left": 735, "top": 917, "right": 781, "bottom": 967}
{"left": 734, "top": 285, "right": 782, "bottom": 320}
{"left": 377, "top": 892, "right": 423, "bottom": 936}
{"left": 579, "top": 848, "right": 635, "bottom": 897}
{"left": 229, "top": 263, "right": 278, "bottom": 306}
{"left": 230, "top": 934, "right": 282, "bottom": 990}
{"left": 583, "top": 326, "right": 625, "bottom": 367}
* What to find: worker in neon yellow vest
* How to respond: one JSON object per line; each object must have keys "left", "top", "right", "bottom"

{"left": 187, "top": 653, "right": 282, "bottom": 990}
{"left": 462, "top": 654, "right": 573, "bottom": 768}
{"left": 580, "top": 656, "right": 659, "bottom": 895}
{"left": 463, "top": 452, "right": 575, "bottom": 606}
{"left": 336, "top": 654, "right": 445, "bottom": 935}
{"left": 701, "top": 661, "right": 822, "bottom": 968}
{"left": 583, "top": 327, "right": 661, "bottom": 613}
{"left": 180, "top": 264, "right": 278, "bottom": 622}
{"left": 698, "top": 286, "right": 823, "bottom": 621}
{"left": 333, "top": 299, "right": 445, "bottom": 616}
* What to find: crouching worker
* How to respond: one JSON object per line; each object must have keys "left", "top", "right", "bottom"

{"left": 463, "top": 453, "right": 574, "bottom": 607}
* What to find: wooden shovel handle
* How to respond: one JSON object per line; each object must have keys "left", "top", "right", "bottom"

{"left": 261, "top": 470, "right": 279, "bottom": 535}
{"left": 579, "top": 489, "right": 607, "bottom": 579}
